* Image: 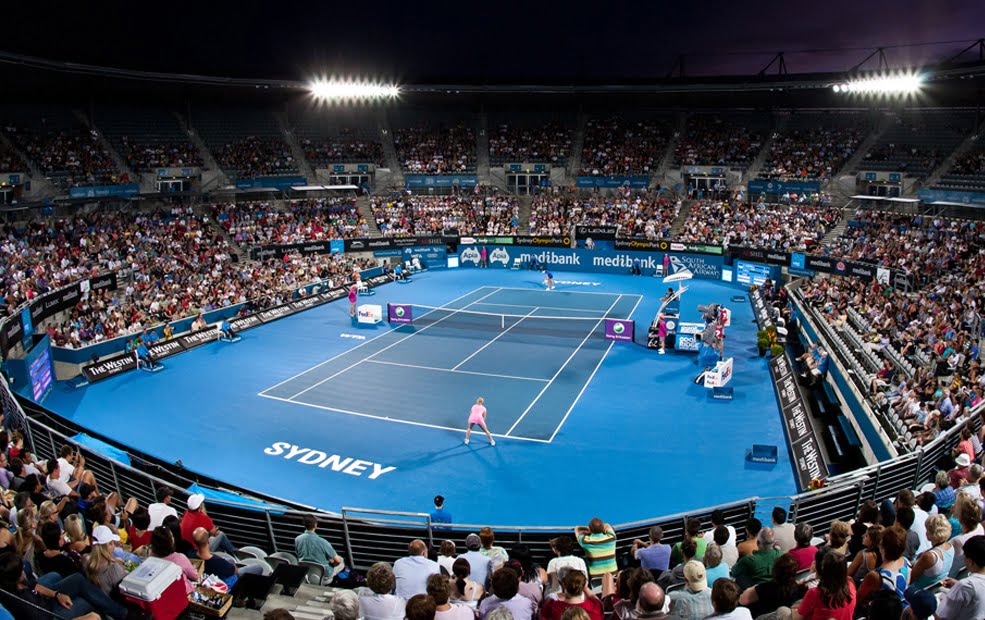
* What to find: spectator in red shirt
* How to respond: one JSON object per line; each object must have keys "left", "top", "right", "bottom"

{"left": 179, "top": 493, "right": 238, "bottom": 555}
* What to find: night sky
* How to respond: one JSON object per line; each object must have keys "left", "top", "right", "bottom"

{"left": 3, "top": 1, "right": 983, "bottom": 82}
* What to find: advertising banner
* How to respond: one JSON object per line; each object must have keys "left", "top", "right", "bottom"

{"left": 613, "top": 238, "right": 723, "bottom": 255}
{"left": 729, "top": 247, "right": 791, "bottom": 266}
{"left": 68, "top": 183, "right": 140, "bottom": 199}
{"left": 917, "top": 189, "right": 985, "bottom": 207}
{"left": 674, "top": 333, "right": 700, "bottom": 351}
{"left": 575, "top": 226, "right": 618, "bottom": 240}
{"left": 82, "top": 352, "right": 138, "bottom": 383}
{"left": 769, "top": 354, "right": 827, "bottom": 490}
{"left": 604, "top": 319, "right": 635, "bottom": 342}
{"left": 405, "top": 175, "right": 478, "bottom": 188}
{"left": 458, "top": 245, "right": 724, "bottom": 279}
{"left": 747, "top": 179, "right": 821, "bottom": 195}
{"left": 512, "top": 235, "right": 569, "bottom": 248}
{"left": 235, "top": 176, "right": 307, "bottom": 191}
{"left": 575, "top": 176, "right": 650, "bottom": 189}
{"left": 388, "top": 304, "right": 413, "bottom": 325}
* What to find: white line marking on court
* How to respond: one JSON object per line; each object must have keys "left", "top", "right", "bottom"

{"left": 451, "top": 308, "right": 540, "bottom": 370}
{"left": 258, "top": 392, "right": 551, "bottom": 443}
{"left": 366, "top": 359, "right": 549, "bottom": 382}
{"left": 504, "top": 294, "right": 623, "bottom": 437}
{"left": 286, "top": 288, "right": 503, "bottom": 400}
{"left": 260, "top": 286, "right": 497, "bottom": 396}
{"left": 472, "top": 302, "right": 608, "bottom": 314}
{"left": 546, "top": 294, "right": 645, "bottom": 442}
{"left": 494, "top": 286, "right": 643, "bottom": 298}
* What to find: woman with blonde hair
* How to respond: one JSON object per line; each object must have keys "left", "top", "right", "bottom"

{"left": 950, "top": 492, "right": 984, "bottom": 576}
{"left": 63, "top": 513, "right": 91, "bottom": 554}
{"left": 909, "top": 514, "right": 954, "bottom": 589}
{"left": 38, "top": 500, "right": 60, "bottom": 526}
{"left": 464, "top": 396, "right": 495, "bottom": 446}
{"left": 85, "top": 527, "right": 129, "bottom": 595}
{"left": 13, "top": 506, "right": 38, "bottom": 572}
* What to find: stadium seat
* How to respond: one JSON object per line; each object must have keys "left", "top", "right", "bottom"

{"left": 239, "top": 557, "right": 274, "bottom": 576}
{"left": 266, "top": 551, "right": 299, "bottom": 569}
{"left": 299, "top": 560, "right": 328, "bottom": 585}
{"left": 237, "top": 545, "right": 269, "bottom": 560}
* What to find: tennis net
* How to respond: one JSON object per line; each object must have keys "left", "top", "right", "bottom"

{"left": 388, "top": 303, "right": 625, "bottom": 340}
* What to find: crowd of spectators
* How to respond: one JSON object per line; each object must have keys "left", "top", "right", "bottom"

{"left": 579, "top": 117, "right": 670, "bottom": 176}
{"left": 214, "top": 136, "right": 297, "bottom": 177}
{"left": 949, "top": 147, "right": 985, "bottom": 176}
{"left": 394, "top": 125, "right": 476, "bottom": 174}
{"left": 301, "top": 131, "right": 384, "bottom": 166}
{"left": 371, "top": 194, "right": 518, "bottom": 237}
{"left": 6, "top": 126, "right": 122, "bottom": 187}
{"left": 212, "top": 198, "right": 367, "bottom": 245}
{"left": 677, "top": 200, "right": 842, "bottom": 250}
{"left": 0, "top": 205, "right": 376, "bottom": 347}
{"left": 675, "top": 117, "right": 764, "bottom": 168}
{"left": 489, "top": 123, "right": 571, "bottom": 164}
{"left": 119, "top": 137, "right": 204, "bottom": 171}
{"left": 0, "top": 141, "right": 22, "bottom": 172}
{"left": 529, "top": 190, "right": 678, "bottom": 239}
{"left": 762, "top": 126, "right": 864, "bottom": 180}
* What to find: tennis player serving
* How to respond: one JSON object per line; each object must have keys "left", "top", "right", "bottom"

{"left": 464, "top": 397, "right": 496, "bottom": 446}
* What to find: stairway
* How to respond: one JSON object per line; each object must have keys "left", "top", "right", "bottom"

{"left": 517, "top": 194, "right": 533, "bottom": 234}
{"left": 476, "top": 112, "right": 491, "bottom": 186}
{"left": 74, "top": 109, "right": 133, "bottom": 182}
{"left": 837, "top": 112, "right": 890, "bottom": 177}
{"left": 196, "top": 202, "right": 249, "bottom": 263}
{"left": 669, "top": 198, "right": 698, "bottom": 237}
{"left": 356, "top": 195, "right": 383, "bottom": 237}
{"left": 742, "top": 113, "right": 788, "bottom": 181}
{"left": 174, "top": 111, "right": 230, "bottom": 187}
{"left": 819, "top": 205, "right": 855, "bottom": 248}
{"left": 653, "top": 112, "right": 686, "bottom": 184}
{"left": 566, "top": 110, "right": 588, "bottom": 177}
{"left": 379, "top": 112, "right": 405, "bottom": 189}
{"left": 276, "top": 111, "right": 316, "bottom": 180}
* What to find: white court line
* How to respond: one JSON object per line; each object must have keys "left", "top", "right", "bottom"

{"left": 547, "top": 294, "right": 645, "bottom": 443}
{"left": 366, "top": 359, "right": 549, "bottom": 383}
{"left": 471, "top": 302, "right": 608, "bottom": 315}
{"left": 260, "top": 286, "right": 494, "bottom": 395}
{"left": 493, "top": 286, "right": 642, "bottom": 298}
{"left": 259, "top": 392, "right": 551, "bottom": 443}
{"left": 504, "top": 294, "right": 622, "bottom": 437}
{"left": 451, "top": 308, "right": 540, "bottom": 370}
{"left": 287, "top": 288, "right": 503, "bottom": 400}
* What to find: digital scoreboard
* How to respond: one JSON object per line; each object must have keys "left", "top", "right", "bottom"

{"left": 736, "top": 260, "right": 773, "bottom": 286}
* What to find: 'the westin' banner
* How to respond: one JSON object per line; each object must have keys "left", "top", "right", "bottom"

{"left": 769, "top": 353, "right": 827, "bottom": 491}
{"left": 387, "top": 304, "right": 413, "bottom": 325}
{"left": 604, "top": 319, "right": 635, "bottom": 342}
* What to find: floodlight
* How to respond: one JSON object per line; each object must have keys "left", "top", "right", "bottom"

{"left": 308, "top": 77, "right": 400, "bottom": 101}
{"left": 832, "top": 71, "right": 924, "bottom": 96}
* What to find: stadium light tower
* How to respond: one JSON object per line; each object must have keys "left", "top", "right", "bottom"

{"left": 831, "top": 70, "right": 925, "bottom": 96}
{"left": 307, "top": 77, "right": 400, "bottom": 102}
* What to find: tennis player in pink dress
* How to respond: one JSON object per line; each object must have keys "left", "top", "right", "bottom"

{"left": 464, "top": 397, "right": 496, "bottom": 446}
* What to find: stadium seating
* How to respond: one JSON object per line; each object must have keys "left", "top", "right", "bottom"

{"left": 761, "top": 111, "right": 868, "bottom": 180}
{"left": 393, "top": 123, "right": 476, "bottom": 174}
{"left": 580, "top": 116, "right": 671, "bottom": 176}
{"left": 93, "top": 106, "right": 205, "bottom": 171}
{"left": 213, "top": 198, "right": 367, "bottom": 244}
{"left": 370, "top": 194, "right": 517, "bottom": 236}
{"left": 489, "top": 120, "right": 572, "bottom": 165}
{"left": 191, "top": 107, "right": 298, "bottom": 178}
{"left": 858, "top": 109, "right": 975, "bottom": 178}
{"left": 675, "top": 113, "right": 769, "bottom": 169}
{"left": 529, "top": 191, "right": 677, "bottom": 239}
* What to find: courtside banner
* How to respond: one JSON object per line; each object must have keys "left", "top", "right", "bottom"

{"left": 230, "top": 314, "right": 263, "bottom": 331}
{"left": 769, "top": 353, "right": 827, "bottom": 490}
{"left": 82, "top": 352, "right": 137, "bottom": 383}
{"left": 148, "top": 339, "right": 185, "bottom": 361}
{"left": 388, "top": 304, "right": 413, "bottom": 325}
{"left": 513, "top": 235, "right": 569, "bottom": 247}
{"left": 459, "top": 245, "right": 724, "bottom": 279}
{"left": 604, "top": 319, "right": 634, "bottom": 342}
{"left": 575, "top": 225, "right": 618, "bottom": 240}
{"left": 178, "top": 329, "right": 221, "bottom": 351}
{"left": 613, "top": 239, "right": 723, "bottom": 256}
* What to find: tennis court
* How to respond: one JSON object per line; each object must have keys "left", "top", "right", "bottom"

{"left": 260, "top": 287, "right": 643, "bottom": 442}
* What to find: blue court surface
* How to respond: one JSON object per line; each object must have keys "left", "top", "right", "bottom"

{"left": 43, "top": 269, "right": 798, "bottom": 525}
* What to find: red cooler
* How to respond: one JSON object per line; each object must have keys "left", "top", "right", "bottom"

{"left": 119, "top": 556, "right": 189, "bottom": 620}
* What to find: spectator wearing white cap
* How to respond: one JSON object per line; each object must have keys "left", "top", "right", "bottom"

{"left": 668, "top": 561, "right": 713, "bottom": 620}
{"left": 84, "top": 525, "right": 130, "bottom": 595}
{"left": 179, "top": 492, "right": 237, "bottom": 555}
{"left": 950, "top": 453, "right": 973, "bottom": 489}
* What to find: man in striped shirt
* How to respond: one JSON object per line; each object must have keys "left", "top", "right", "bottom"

{"left": 575, "top": 517, "right": 617, "bottom": 579}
